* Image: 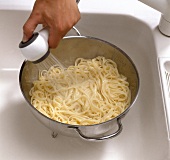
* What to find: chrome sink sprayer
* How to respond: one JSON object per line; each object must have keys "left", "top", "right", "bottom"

{"left": 139, "top": 0, "right": 170, "bottom": 36}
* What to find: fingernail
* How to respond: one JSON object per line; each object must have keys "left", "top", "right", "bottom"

{"left": 22, "top": 34, "right": 28, "bottom": 42}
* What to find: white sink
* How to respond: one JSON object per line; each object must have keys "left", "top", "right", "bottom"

{"left": 0, "top": 10, "right": 169, "bottom": 160}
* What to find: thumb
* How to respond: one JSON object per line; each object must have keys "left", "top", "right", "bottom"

{"left": 22, "top": 16, "right": 39, "bottom": 42}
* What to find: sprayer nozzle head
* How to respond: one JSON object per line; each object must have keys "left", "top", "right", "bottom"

{"left": 19, "top": 28, "right": 50, "bottom": 62}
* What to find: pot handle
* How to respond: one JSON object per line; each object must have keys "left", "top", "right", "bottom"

{"left": 64, "top": 26, "right": 81, "bottom": 38}
{"left": 68, "top": 118, "right": 123, "bottom": 141}
{"left": 72, "top": 26, "right": 81, "bottom": 36}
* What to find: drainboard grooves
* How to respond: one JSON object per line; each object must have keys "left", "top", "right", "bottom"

{"left": 158, "top": 57, "right": 170, "bottom": 139}
{"left": 165, "top": 71, "right": 170, "bottom": 97}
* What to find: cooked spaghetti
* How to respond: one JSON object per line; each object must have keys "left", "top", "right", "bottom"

{"left": 29, "top": 56, "right": 131, "bottom": 125}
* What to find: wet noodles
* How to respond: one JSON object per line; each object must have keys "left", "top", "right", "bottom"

{"left": 29, "top": 56, "right": 131, "bottom": 125}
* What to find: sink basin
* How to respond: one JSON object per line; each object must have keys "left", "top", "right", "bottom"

{"left": 0, "top": 10, "right": 169, "bottom": 160}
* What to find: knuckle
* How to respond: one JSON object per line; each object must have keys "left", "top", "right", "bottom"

{"left": 23, "top": 23, "right": 29, "bottom": 33}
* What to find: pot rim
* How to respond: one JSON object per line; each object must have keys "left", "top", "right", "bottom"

{"left": 19, "top": 36, "right": 140, "bottom": 127}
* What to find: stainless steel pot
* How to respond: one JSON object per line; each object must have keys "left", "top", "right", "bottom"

{"left": 19, "top": 36, "right": 139, "bottom": 141}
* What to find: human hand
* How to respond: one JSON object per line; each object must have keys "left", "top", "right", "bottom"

{"left": 22, "top": 0, "right": 80, "bottom": 48}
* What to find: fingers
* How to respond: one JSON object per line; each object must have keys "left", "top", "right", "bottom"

{"left": 48, "top": 22, "right": 73, "bottom": 48}
{"left": 48, "top": 28, "right": 61, "bottom": 48}
{"left": 22, "top": 0, "right": 43, "bottom": 42}
{"left": 22, "top": 14, "right": 40, "bottom": 42}
{"left": 47, "top": 5, "right": 80, "bottom": 48}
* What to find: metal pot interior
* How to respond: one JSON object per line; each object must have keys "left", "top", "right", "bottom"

{"left": 19, "top": 36, "right": 140, "bottom": 126}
